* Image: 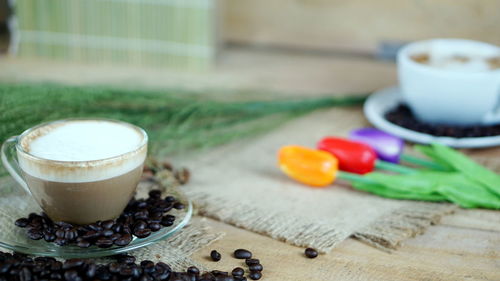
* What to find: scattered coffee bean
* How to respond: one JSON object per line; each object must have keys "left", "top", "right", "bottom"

{"left": 14, "top": 218, "right": 29, "bottom": 227}
{"left": 305, "top": 247, "right": 318, "bottom": 258}
{"left": 210, "top": 250, "right": 221, "bottom": 261}
{"left": 249, "top": 271, "right": 262, "bottom": 280}
{"left": 231, "top": 267, "right": 244, "bottom": 277}
{"left": 234, "top": 249, "right": 252, "bottom": 259}
{"left": 249, "top": 264, "right": 263, "bottom": 272}
{"left": 173, "top": 202, "right": 185, "bottom": 210}
{"left": 116, "top": 254, "right": 136, "bottom": 265}
{"left": 15, "top": 189, "right": 183, "bottom": 248}
{"left": 245, "top": 258, "right": 260, "bottom": 266}
{"left": 187, "top": 266, "right": 200, "bottom": 275}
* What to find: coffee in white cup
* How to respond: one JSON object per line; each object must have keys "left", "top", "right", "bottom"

{"left": 397, "top": 39, "right": 500, "bottom": 126}
{"left": 1, "top": 119, "right": 148, "bottom": 224}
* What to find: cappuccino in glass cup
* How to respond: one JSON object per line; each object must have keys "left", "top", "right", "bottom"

{"left": 1, "top": 119, "right": 148, "bottom": 224}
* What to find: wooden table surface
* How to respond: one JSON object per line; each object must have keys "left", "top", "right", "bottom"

{"left": 1, "top": 47, "right": 499, "bottom": 280}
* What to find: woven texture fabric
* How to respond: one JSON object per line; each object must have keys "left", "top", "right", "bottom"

{"left": 180, "top": 107, "right": 457, "bottom": 253}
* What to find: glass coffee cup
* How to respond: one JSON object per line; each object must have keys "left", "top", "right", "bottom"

{"left": 1, "top": 119, "right": 148, "bottom": 225}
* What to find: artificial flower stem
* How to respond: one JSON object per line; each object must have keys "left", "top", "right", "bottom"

{"left": 400, "top": 154, "right": 447, "bottom": 171}
{"left": 374, "top": 160, "right": 416, "bottom": 174}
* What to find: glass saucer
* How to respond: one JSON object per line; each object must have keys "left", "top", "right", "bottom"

{"left": 0, "top": 181, "right": 192, "bottom": 258}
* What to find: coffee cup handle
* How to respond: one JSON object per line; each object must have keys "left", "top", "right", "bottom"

{"left": 1, "top": 136, "right": 31, "bottom": 194}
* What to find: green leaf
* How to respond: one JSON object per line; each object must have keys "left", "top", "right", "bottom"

{"left": 430, "top": 143, "right": 500, "bottom": 197}
{"left": 413, "top": 145, "right": 454, "bottom": 171}
{"left": 435, "top": 174, "right": 500, "bottom": 209}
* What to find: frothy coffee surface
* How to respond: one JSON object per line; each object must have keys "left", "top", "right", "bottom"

{"left": 25, "top": 120, "right": 143, "bottom": 161}
{"left": 410, "top": 43, "right": 500, "bottom": 72}
{"left": 18, "top": 120, "right": 147, "bottom": 183}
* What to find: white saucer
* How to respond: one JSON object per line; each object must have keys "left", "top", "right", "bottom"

{"left": 364, "top": 86, "right": 500, "bottom": 148}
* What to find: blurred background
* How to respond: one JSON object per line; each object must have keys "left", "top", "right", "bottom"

{"left": 0, "top": 0, "right": 499, "bottom": 92}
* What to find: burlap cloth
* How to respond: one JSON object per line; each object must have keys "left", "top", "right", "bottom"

{"left": 180, "top": 107, "right": 458, "bottom": 253}
{"left": 0, "top": 175, "right": 224, "bottom": 271}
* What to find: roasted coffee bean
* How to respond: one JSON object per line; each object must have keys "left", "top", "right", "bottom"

{"left": 155, "top": 262, "right": 171, "bottom": 273}
{"left": 102, "top": 229, "right": 114, "bottom": 237}
{"left": 15, "top": 218, "right": 29, "bottom": 227}
{"left": 108, "top": 262, "right": 120, "bottom": 273}
{"left": 81, "top": 230, "right": 99, "bottom": 240}
{"left": 248, "top": 271, "right": 262, "bottom": 280}
{"left": 63, "top": 259, "right": 84, "bottom": 269}
{"left": 305, "top": 247, "right": 318, "bottom": 258}
{"left": 112, "top": 224, "right": 122, "bottom": 233}
{"left": 54, "top": 238, "right": 67, "bottom": 246}
{"left": 64, "top": 270, "right": 82, "bottom": 281}
{"left": 248, "top": 264, "right": 263, "bottom": 272}
{"left": 135, "top": 210, "right": 149, "bottom": 220}
{"left": 55, "top": 221, "right": 73, "bottom": 230}
{"left": 211, "top": 270, "right": 229, "bottom": 276}
{"left": 116, "top": 254, "right": 136, "bottom": 264}
{"left": 140, "top": 260, "right": 155, "bottom": 273}
{"left": 234, "top": 249, "right": 252, "bottom": 259}
{"left": 95, "top": 237, "right": 113, "bottom": 248}
{"left": 160, "top": 219, "right": 174, "bottom": 227}
{"left": 119, "top": 267, "right": 134, "bottom": 277}
{"left": 50, "top": 272, "right": 62, "bottom": 280}
{"left": 101, "top": 220, "right": 115, "bottom": 229}
{"left": 165, "top": 196, "right": 176, "bottom": 203}
{"left": 76, "top": 239, "right": 91, "bottom": 248}
{"left": 186, "top": 266, "right": 200, "bottom": 275}
{"left": 149, "top": 222, "right": 161, "bottom": 232}
{"left": 50, "top": 261, "right": 62, "bottom": 271}
{"left": 200, "top": 272, "right": 216, "bottom": 280}
{"left": 134, "top": 228, "right": 152, "bottom": 238}
{"left": 210, "top": 250, "right": 221, "bottom": 261}
{"left": 88, "top": 223, "right": 103, "bottom": 232}
{"left": 149, "top": 190, "right": 162, "bottom": 198}
{"left": 86, "top": 263, "right": 97, "bottom": 278}
{"left": 19, "top": 267, "right": 32, "bottom": 281}
{"left": 134, "top": 220, "right": 148, "bottom": 231}
{"left": 110, "top": 233, "right": 122, "bottom": 241}
{"left": 231, "top": 267, "right": 244, "bottom": 277}
{"left": 27, "top": 229, "right": 43, "bottom": 240}
{"left": 114, "top": 233, "right": 132, "bottom": 246}
{"left": 173, "top": 202, "right": 185, "bottom": 210}
{"left": 43, "top": 232, "right": 56, "bottom": 242}
{"left": 64, "top": 229, "right": 77, "bottom": 240}
{"left": 245, "top": 259, "right": 260, "bottom": 266}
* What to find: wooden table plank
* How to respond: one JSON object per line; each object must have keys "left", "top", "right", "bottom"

{"left": 191, "top": 218, "right": 500, "bottom": 281}
{"left": 1, "top": 48, "right": 499, "bottom": 280}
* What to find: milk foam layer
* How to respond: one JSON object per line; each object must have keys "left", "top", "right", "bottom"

{"left": 27, "top": 121, "right": 142, "bottom": 161}
{"left": 411, "top": 40, "right": 500, "bottom": 72}
{"left": 18, "top": 120, "right": 147, "bottom": 183}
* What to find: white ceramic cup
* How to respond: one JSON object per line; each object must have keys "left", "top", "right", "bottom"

{"left": 397, "top": 39, "right": 500, "bottom": 126}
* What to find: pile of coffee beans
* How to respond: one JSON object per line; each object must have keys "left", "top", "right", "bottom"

{"left": 0, "top": 251, "right": 266, "bottom": 281}
{"left": 15, "top": 189, "right": 184, "bottom": 248}
{"left": 385, "top": 104, "right": 500, "bottom": 138}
